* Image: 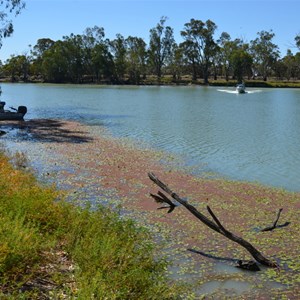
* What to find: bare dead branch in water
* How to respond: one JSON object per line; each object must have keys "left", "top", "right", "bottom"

{"left": 150, "top": 191, "right": 176, "bottom": 213}
{"left": 261, "top": 208, "right": 290, "bottom": 232}
{"left": 148, "top": 172, "right": 278, "bottom": 268}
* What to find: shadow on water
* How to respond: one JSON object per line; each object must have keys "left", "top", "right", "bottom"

{"left": 188, "top": 248, "right": 244, "bottom": 265}
{"left": 0, "top": 119, "right": 94, "bottom": 144}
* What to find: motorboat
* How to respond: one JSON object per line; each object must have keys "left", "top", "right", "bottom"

{"left": 236, "top": 83, "right": 246, "bottom": 94}
{"left": 0, "top": 101, "right": 27, "bottom": 121}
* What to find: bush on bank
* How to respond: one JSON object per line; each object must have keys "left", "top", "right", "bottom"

{"left": 0, "top": 149, "right": 181, "bottom": 299}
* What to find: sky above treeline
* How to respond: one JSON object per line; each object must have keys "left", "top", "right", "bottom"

{"left": 0, "top": 0, "right": 299, "bottom": 61}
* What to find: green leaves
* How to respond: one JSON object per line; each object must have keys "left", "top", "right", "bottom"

{"left": 0, "top": 0, "right": 25, "bottom": 48}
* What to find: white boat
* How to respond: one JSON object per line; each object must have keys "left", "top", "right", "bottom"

{"left": 236, "top": 83, "right": 246, "bottom": 94}
{"left": 0, "top": 101, "right": 27, "bottom": 121}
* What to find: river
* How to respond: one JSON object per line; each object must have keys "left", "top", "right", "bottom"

{"left": 1, "top": 82, "right": 300, "bottom": 192}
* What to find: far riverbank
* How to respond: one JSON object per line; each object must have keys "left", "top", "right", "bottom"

{"left": 1, "top": 76, "right": 300, "bottom": 88}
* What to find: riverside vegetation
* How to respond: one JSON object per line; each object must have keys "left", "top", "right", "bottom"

{"left": 0, "top": 149, "right": 183, "bottom": 299}
{"left": 1, "top": 17, "right": 300, "bottom": 85}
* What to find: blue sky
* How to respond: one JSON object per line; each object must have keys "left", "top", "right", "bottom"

{"left": 0, "top": 0, "right": 299, "bottom": 62}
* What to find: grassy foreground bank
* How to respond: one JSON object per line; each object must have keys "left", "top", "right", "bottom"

{"left": 0, "top": 150, "right": 182, "bottom": 299}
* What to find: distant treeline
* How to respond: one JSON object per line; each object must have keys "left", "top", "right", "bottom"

{"left": 1, "top": 17, "right": 300, "bottom": 84}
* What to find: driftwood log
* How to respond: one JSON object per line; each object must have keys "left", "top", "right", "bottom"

{"left": 148, "top": 172, "right": 278, "bottom": 268}
{"left": 261, "top": 208, "right": 290, "bottom": 232}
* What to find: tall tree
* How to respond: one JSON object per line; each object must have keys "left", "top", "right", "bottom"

{"left": 230, "top": 46, "right": 253, "bottom": 82}
{"left": 41, "top": 40, "right": 70, "bottom": 83}
{"left": 181, "top": 19, "right": 217, "bottom": 84}
{"left": 3, "top": 54, "right": 30, "bottom": 81}
{"left": 62, "top": 33, "right": 86, "bottom": 83}
{"left": 217, "top": 32, "right": 233, "bottom": 81}
{"left": 250, "top": 30, "right": 280, "bottom": 81}
{"left": 0, "top": 0, "right": 25, "bottom": 48}
{"left": 110, "top": 34, "right": 127, "bottom": 82}
{"left": 82, "top": 26, "right": 106, "bottom": 81}
{"left": 295, "top": 52, "right": 300, "bottom": 79}
{"left": 281, "top": 49, "right": 297, "bottom": 81}
{"left": 149, "top": 16, "right": 175, "bottom": 79}
{"left": 32, "top": 38, "right": 55, "bottom": 57}
{"left": 126, "top": 36, "right": 147, "bottom": 84}
{"left": 180, "top": 39, "right": 199, "bottom": 81}
{"left": 31, "top": 38, "right": 55, "bottom": 76}
{"left": 168, "top": 43, "right": 185, "bottom": 81}
{"left": 295, "top": 34, "right": 300, "bottom": 50}
{"left": 91, "top": 43, "right": 114, "bottom": 82}
{"left": 82, "top": 26, "right": 105, "bottom": 49}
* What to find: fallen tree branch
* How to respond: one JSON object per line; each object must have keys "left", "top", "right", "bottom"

{"left": 206, "top": 205, "right": 228, "bottom": 234}
{"left": 148, "top": 172, "right": 278, "bottom": 268}
{"left": 150, "top": 191, "right": 176, "bottom": 213}
{"left": 261, "top": 208, "right": 290, "bottom": 232}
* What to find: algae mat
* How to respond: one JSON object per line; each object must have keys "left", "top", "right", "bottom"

{"left": 2, "top": 119, "right": 300, "bottom": 299}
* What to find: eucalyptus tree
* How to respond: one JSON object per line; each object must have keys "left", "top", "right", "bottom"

{"left": 230, "top": 46, "right": 253, "bottom": 82}
{"left": 3, "top": 54, "right": 30, "bottom": 81}
{"left": 217, "top": 32, "right": 233, "bottom": 81}
{"left": 149, "top": 16, "right": 175, "bottom": 79}
{"left": 250, "top": 30, "right": 280, "bottom": 81}
{"left": 0, "top": 0, "right": 25, "bottom": 48}
{"left": 91, "top": 42, "right": 114, "bottom": 82}
{"left": 61, "top": 33, "right": 86, "bottom": 83}
{"left": 83, "top": 26, "right": 105, "bottom": 49}
{"left": 81, "top": 26, "right": 106, "bottom": 80}
{"left": 110, "top": 34, "right": 127, "bottom": 82}
{"left": 41, "top": 41, "right": 70, "bottom": 82}
{"left": 273, "top": 59, "right": 286, "bottom": 80}
{"left": 31, "top": 38, "right": 55, "bottom": 76}
{"left": 168, "top": 43, "right": 185, "bottom": 81}
{"left": 295, "top": 34, "right": 300, "bottom": 50}
{"left": 180, "top": 39, "right": 199, "bottom": 81}
{"left": 294, "top": 52, "right": 300, "bottom": 79}
{"left": 181, "top": 19, "right": 218, "bottom": 84}
{"left": 281, "top": 49, "right": 297, "bottom": 81}
{"left": 33, "top": 38, "right": 78, "bottom": 83}
{"left": 32, "top": 38, "right": 55, "bottom": 57}
{"left": 211, "top": 43, "right": 221, "bottom": 80}
{"left": 221, "top": 37, "right": 254, "bottom": 82}
{"left": 2, "top": 56, "right": 17, "bottom": 81}
{"left": 274, "top": 51, "right": 300, "bottom": 80}
{"left": 81, "top": 26, "right": 114, "bottom": 83}
{"left": 125, "top": 36, "right": 147, "bottom": 84}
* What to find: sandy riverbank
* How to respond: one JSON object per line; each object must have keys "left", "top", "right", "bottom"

{"left": 2, "top": 119, "right": 300, "bottom": 299}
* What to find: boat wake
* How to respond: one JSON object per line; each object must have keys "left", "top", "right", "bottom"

{"left": 217, "top": 89, "right": 262, "bottom": 94}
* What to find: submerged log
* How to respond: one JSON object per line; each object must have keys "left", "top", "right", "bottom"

{"left": 148, "top": 172, "right": 278, "bottom": 268}
{"left": 236, "top": 260, "right": 261, "bottom": 271}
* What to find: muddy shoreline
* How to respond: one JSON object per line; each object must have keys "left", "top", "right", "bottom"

{"left": 1, "top": 119, "right": 300, "bottom": 299}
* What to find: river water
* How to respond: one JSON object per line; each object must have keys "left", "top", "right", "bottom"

{"left": 2, "top": 83, "right": 300, "bottom": 192}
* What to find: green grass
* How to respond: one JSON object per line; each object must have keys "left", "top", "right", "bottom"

{"left": 0, "top": 150, "right": 182, "bottom": 299}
